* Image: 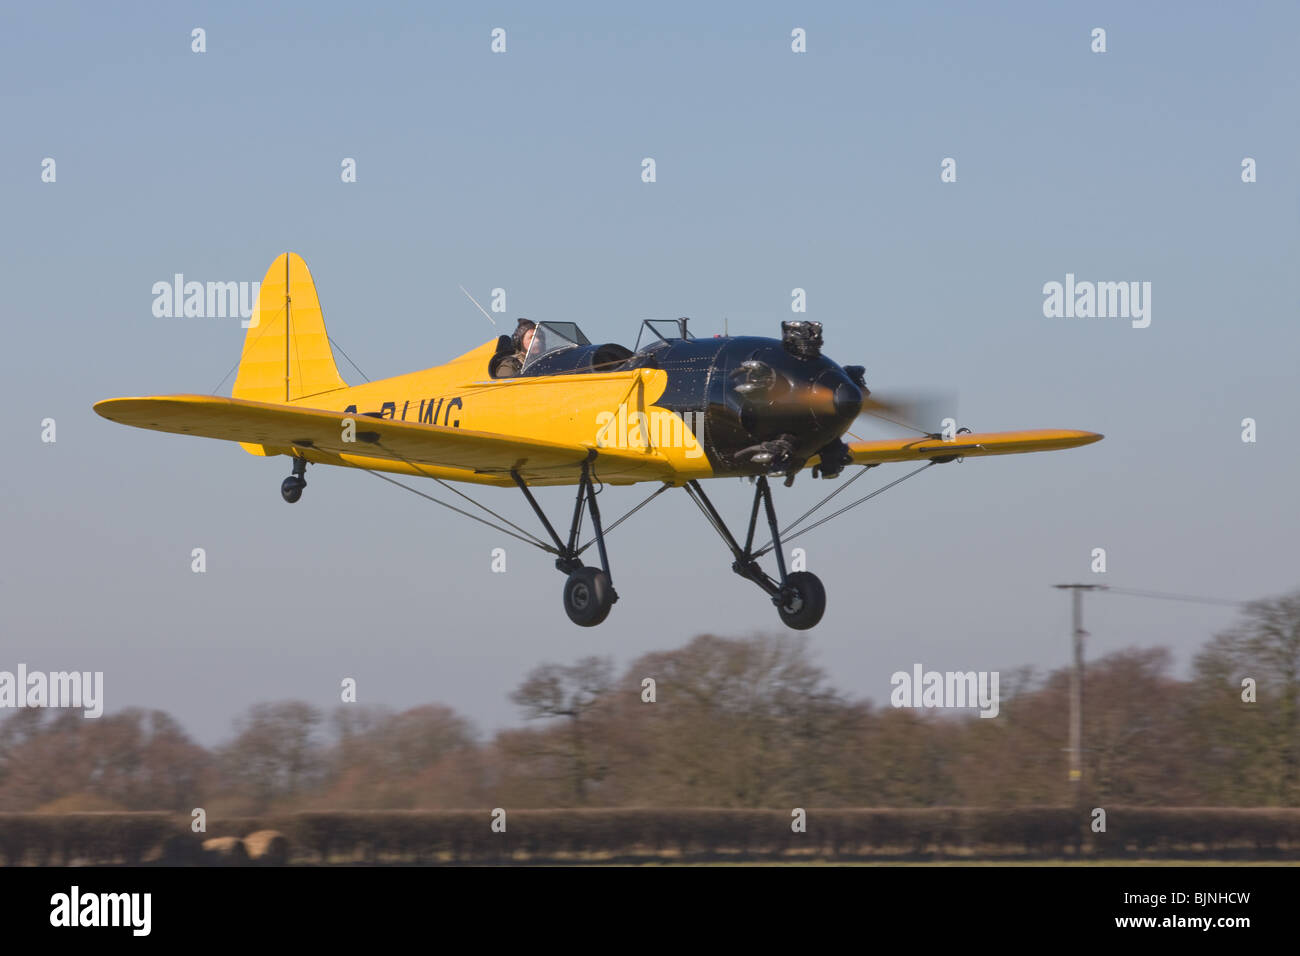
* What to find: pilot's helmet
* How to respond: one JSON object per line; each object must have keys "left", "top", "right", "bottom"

{"left": 512, "top": 318, "right": 537, "bottom": 351}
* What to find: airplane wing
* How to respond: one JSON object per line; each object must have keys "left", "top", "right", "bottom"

{"left": 844, "top": 428, "right": 1102, "bottom": 465}
{"left": 92, "top": 395, "right": 675, "bottom": 485}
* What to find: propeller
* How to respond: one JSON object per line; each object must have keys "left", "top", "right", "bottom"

{"left": 844, "top": 368, "right": 959, "bottom": 438}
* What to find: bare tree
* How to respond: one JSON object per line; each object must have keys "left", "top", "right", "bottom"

{"left": 506, "top": 656, "right": 615, "bottom": 804}
{"left": 1191, "top": 588, "right": 1300, "bottom": 804}
{"left": 220, "top": 701, "right": 325, "bottom": 810}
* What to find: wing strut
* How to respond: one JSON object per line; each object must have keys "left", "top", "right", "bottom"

{"left": 682, "top": 475, "right": 825, "bottom": 629}
{"left": 512, "top": 461, "right": 616, "bottom": 587}
{"left": 512, "top": 463, "right": 622, "bottom": 627}
{"left": 751, "top": 461, "right": 937, "bottom": 558}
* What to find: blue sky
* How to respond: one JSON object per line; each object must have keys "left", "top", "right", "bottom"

{"left": 3, "top": 1, "right": 1297, "bottom": 744}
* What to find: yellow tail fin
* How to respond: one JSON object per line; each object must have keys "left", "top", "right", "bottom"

{"left": 233, "top": 252, "right": 347, "bottom": 405}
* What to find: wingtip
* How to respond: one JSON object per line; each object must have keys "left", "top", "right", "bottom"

{"left": 1055, "top": 429, "right": 1104, "bottom": 449}
{"left": 92, "top": 397, "right": 159, "bottom": 421}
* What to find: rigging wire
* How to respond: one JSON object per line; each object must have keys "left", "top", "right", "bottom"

{"left": 752, "top": 461, "right": 936, "bottom": 557}
{"left": 371, "top": 440, "right": 553, "bottom": 549}
{"left": 353, "top": 452, "right": 668, "bottom": 559}
{"left": 210, "top": 310, "right": 371, "bottom": 394}
{"left": 329, "top": 336, "right": 372, "bottom": 383}
{"left": 1098, "top": 586, "right": 1248, "bottom": 609}
{"left": 771, "top": 463, "right": 875, "bottom": 540}
{"left": 577, "top": 482, "right": 672, "bottom": 554}
{"left": 859, "top": 409, "right": 935, "bottom": 436}
{"left": 210, "top": 302, "right": 284, "bottom": 394}
{"left": 355, "top": 465, "right": 558, "bottom": 553}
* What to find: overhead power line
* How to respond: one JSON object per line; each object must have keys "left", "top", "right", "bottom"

{"left": 1049, "top": 581, "right": 1250, "bottom": 796}
{"left": 1096, "top": 586, "right": 1248, "bottom": 609}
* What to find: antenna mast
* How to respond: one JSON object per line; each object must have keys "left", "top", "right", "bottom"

{"left": 459, "top": 285, "right": 497, "bottom": 327}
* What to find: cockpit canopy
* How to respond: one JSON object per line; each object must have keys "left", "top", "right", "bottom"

{"left": 501, "top": 317, "right": 697, "bottom": 378}
{"left": 521, "top": 321, "right": 592, "bottom": 371}
{"left": 634, "top": 318, "right": 695, "bottom": 351}
{"left": 507, "top": 321, "right": 633, "bottom": 377}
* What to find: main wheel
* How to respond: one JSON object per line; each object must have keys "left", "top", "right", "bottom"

{"left": 280, "top": 476, "right": 306, "bottom": 503}
{"left": 777, "top": 571, "right": 826, "bottom": 630}
{"left": 563, "top": 567, "right": 614, "bottom": 627}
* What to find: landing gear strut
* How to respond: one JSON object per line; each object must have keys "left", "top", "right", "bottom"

{"left": 513, "top": 459, "right": 618, "bottom": 627}
{"left": 281, "top": 456, "right": 307, "bottom": 503}
{"left": 684, "top": 475, "right": 827, "bottom": 630}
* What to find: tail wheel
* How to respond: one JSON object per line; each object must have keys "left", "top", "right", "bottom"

{"left": 563, "top": 567, "right": 614, "bottom": 627}
{"left": 280, "top": 476, "right": 306, "bottom": 503}
{"left": 777, "top": 571, "right": 826, "bottom": 630}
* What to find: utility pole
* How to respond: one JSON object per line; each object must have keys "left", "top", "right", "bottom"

{"left": 1053, "top": 584, "right": 1104, "bottom": 801}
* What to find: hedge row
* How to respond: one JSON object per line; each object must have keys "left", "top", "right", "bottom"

{"left": 0, "top": 812, "right": 173, "bottom": 865}
{"left": 3, "top": 808, "right": 1299, "bottom": 864}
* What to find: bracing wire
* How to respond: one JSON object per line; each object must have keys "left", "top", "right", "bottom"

{"left": 329, "top": 336, "right": 372, "bottom": 383}
{"left": 371, "top": 440, "right": 553, "bottom": 550}
{"left": 356, "top": 465, "right": 558, "bottom": 554}
{"left": 577, "top": 482, "right": 671, "bottom": 554}
{"left": 210, "top": 302, "right": 284, "bottom": 394}
{"left": 752, "top": 462, "right": 936, "bottom": 557}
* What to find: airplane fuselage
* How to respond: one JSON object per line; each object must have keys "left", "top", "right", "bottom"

{"left": 274, "top": 334, "right": 863, "bottom": 486}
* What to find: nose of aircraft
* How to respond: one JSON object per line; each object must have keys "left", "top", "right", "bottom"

{"left": 832, "top": 377, "right": 863, "bottom": 422}
{"left": 728, "top": 353, "right": 863, "bottom": 460}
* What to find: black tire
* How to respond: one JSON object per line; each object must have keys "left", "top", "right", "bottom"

{"left": 563, "top": 567, "right": 614, "bottom": 627}
{"left": 280, "top": 476, "right": 305, "bottom": 503}
{"left": 777, "top": 571, "right": 826, "bottom": 630}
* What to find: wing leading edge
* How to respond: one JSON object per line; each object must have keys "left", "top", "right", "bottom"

{"left": 92, "top": 394, "right": 674, "bottom": 486}
{"left": 844, "top": 428, "right": 1103, "bottom": 466}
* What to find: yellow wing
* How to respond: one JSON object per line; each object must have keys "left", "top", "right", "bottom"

{"left": 844, "top": 428, "right": 1102, "bottom": 465}
{"left": 93, "top": 394, "right": 675, "bottom": 486}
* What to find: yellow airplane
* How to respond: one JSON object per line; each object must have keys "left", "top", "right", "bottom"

{"left": 95, "top": 252, "right": 1102, "bottom": 630}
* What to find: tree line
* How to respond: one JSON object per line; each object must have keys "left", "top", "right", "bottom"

{"left": 2, "top": 588, "right": 1296, "bottom": 813}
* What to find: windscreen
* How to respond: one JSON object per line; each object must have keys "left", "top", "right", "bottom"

{"left": 634, "top": 318, "right": 695, "bottom": 351}
{"left": 523, "top": 322, "right": 591, "bottom": 369}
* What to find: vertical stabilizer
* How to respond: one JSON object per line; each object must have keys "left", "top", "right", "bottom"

{"left": 232, "top": 252, "right": 347, "bottom": 405}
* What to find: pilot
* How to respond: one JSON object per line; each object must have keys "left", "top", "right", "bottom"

{"left": 494, "top": 318, "right": 538, "bottom": 378}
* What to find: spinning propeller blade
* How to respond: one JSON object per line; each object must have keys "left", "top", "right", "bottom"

{"left": 855, "top": 388, "right": 959, "bottom": 437}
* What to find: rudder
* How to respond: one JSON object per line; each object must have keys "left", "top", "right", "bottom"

{"left": 232, "top": 252, "right": 348, "bottom": 405}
